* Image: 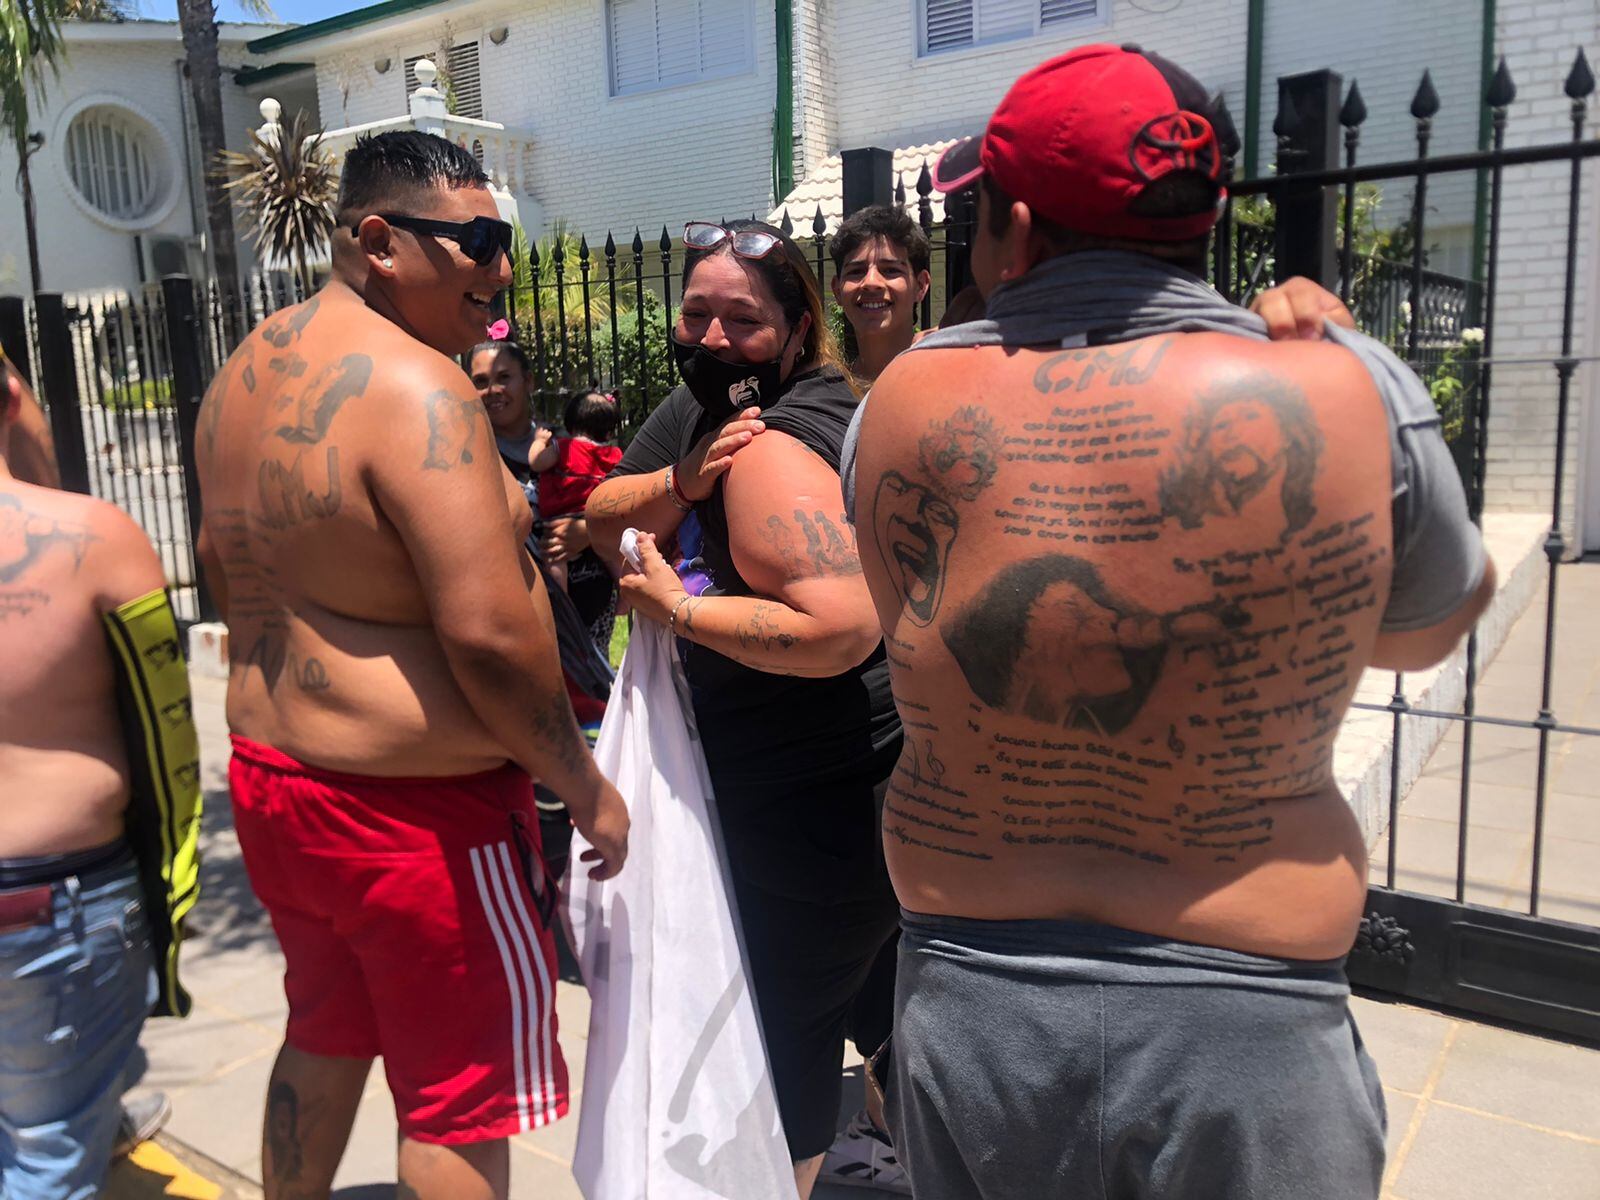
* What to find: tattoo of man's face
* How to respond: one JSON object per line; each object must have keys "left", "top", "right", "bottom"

{"left": 918, "top": 406, "right": 999, "bottom": 501}
{"left": 942, "top": 554, "right": 1167, "bottom": 736}
{"left": 1159, "top": 375, "right": 1322, "bottom": 541}
{"left": 873, "top": 471, "right": 959, "bottom": 626}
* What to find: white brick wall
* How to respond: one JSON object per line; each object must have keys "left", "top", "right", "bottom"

{"left": 309, "top": 0, "right": 780, "bottom": 247}
{"left": 1482, "top": 0, "right": 1598, "bottom": 535}
{"left": 792, "top": 0, "right": 838, "bottom": 179}
{"left": 827, "top": 1, "right": 1249, "bottom": 162}
{"left": 0, "top": 31, "right": 264, "bottom": 298}
{"left": 1260, "top": 0, "right": 1483, "bottom": 241}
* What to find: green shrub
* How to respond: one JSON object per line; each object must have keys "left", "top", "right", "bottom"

{"left": 102, "top": 377, "right": 174, "bottom": 411}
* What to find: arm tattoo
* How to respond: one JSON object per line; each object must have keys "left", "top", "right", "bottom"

{"left": 734, "top": 601, "right": 798, "bottom": 654}
{"left": 589, "top": 471, "right": 666, "bottom": 518}
{"left": 423, "top": 389, "right": 488, "bottom": 470}
{"left": 762, "top": 509, "right": 863, "bottom": 579}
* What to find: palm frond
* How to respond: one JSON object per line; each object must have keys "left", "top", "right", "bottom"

{"left": 0, "top": 0, "right": 69, "bottom": 148}
{"left": 219, "top": 108, "right": 338, "bottom": 286}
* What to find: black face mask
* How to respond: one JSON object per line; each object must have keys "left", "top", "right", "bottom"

{"left": 670, "top": 328, "right": 796, "bottom": 420}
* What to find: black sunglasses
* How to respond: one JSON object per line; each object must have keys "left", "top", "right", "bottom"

{"left": 363, "top": 213, "right": 514, "bottom": 267}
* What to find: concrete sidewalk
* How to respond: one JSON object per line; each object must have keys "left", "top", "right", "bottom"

{"left": 120, "top": 658, "right": 1600, "bottom": 1200}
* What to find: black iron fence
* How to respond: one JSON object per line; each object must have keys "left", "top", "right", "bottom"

{"left": 1211, "top": 52, "right": 1600, "bottom": 1041}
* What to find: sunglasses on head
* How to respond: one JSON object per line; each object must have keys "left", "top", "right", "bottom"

{"left": 363, "top": 213, "right": 515, "bottom": 267}
{"left": 684, "top": 221, "right": 784, "bottom": 261}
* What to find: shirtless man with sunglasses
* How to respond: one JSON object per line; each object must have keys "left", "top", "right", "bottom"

{"left": 195, "top": 130, "right": 626, "bottom": 1200}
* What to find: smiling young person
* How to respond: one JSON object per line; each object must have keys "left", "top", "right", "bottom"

{"left": 194, "top": 131, "right": 627, "bottom": 1200}
{"left": 830, "top": 206, "right": 933, "bottom": 384}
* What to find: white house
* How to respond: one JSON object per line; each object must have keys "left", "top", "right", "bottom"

{"left": 0, "top": 19, "right": 306, "bottom": 298}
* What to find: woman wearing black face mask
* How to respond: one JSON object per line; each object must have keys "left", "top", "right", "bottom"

{"left": 586, "top": 221, "right": 904, "bottom": 1198}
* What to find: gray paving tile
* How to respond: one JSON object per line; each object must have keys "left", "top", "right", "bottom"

{"left": 1382, "top": 1089, "right": 1418, "bottom": 1164}
{"left": 1543, "top": 789, "right": 1600, "bottom": 845}
{"left": 1420, "top": 739, "right": 1548, "bottom": 791}
{"left": 138, "top": 1007, "right": 278, "bottom": 1093}
{"left": 509, "top": 1141, "right": 582, "bottom": 1200}
{"left": 161, "top": 1047, "right": 278, "bottom": 1172}
{"left": 1350, "top": 997, "right": 1456, "bottom": 1096}
{"left": 1533, "top": 830, "right": 1600, "bottom": 899}
{"left": 1399, "top": 776, "right": 1536, "bottom": 831}
{"left": 1391, "top": 1101, "right": 1600, "bottom": 1200}
{"left": 328, "top": 1086, "right": 400, "bottom": 1194}
{"left": 1433, "top": 1022, "right": 1600, "bottom": 1140}
{"left": 1367, "top": 814, "right": 1531, "bottom": 905}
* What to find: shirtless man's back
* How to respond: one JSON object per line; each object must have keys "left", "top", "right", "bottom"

{"left": 1, "top": 378, "right": 198, "bottom": 1196}
{"left": 194, "top": 131, "right": 625, "bottom": 1200}
{"left": 855, "top": 47, "right": 1493, "bottom": 1200}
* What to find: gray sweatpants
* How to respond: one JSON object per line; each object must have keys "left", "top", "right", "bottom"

{"left": 888, "top": 909, "right": 1386, "bottom": 1200}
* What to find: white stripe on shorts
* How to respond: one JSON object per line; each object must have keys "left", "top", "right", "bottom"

{"left": 491, "top": 840, "right": 561, "bottom": 1128}
{"left": 469, "top": 842, "right": 537, "bottom": 1133}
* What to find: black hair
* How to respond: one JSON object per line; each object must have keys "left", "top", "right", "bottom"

{"left": 564, "top": 388, "right": 620, "bottom": 442}
{"left": 680, "top": 219, "right": 847, "bottom": 376}
{"left": 469, "top": 340, "right": 532, "bottom": 375}
{"left": 980, "top": 174, "right": 1216, "bottom": 274}
{"left": 829, "top": 205, "right": 932, "bottom": 276}
{"left": 336, "top": 131, "right": 489, "bottom": 224}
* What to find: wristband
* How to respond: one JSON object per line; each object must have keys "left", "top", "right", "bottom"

{"left": 669, "top": 594, "right": 693, "bottom": 635}
{"left": 666, "top": 463, "right": 694, "bottom": 511}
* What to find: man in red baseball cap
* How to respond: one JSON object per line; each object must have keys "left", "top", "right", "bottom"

{"left": 853, "top": 44, "right": 1491, "bottom": 1198}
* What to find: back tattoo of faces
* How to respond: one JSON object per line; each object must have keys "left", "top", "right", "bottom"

{"left": 873, "top": 407, "right": 1001, "bottom": 627}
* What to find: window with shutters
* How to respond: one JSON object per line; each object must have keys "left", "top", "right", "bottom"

{"left": 918, "top": 0, "right": 1105, "bottom": 57}
{"left": 405, "top": 41, "right": 484, "bottom": 119}
{"left": 607, "top": 0, "right": 754, "bottom": 97}
{"left": 64, "top": 104, "right": 168, "bottom": 222}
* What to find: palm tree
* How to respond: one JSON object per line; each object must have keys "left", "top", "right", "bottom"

{"left": 1, "top": 0, "right": 68, "bottom": 292}
{"left": 176, "top": 0, "right": 273, "bottom": 309}
{"left": 220, "top": 108, "right": 337, "bottom": 296}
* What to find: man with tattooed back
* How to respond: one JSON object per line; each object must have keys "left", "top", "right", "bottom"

{"left": 853, "top": 47, "right": 1493, "bottom": 1199}
{"left": 195, "top": 132, "right": 626, "bottom": 1200}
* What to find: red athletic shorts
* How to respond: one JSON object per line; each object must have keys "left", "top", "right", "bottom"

{"left": 228, "top": 735, "right": 568, "bottom": 1144}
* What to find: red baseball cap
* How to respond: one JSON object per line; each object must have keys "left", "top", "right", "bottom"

{"left": 933, "top": 44, "right": 1225, "bottom": 242}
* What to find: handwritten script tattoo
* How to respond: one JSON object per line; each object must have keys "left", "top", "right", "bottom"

{"left": 0, "top": 494, "right": 98, "bottom": 583}
{"left": 1031, "top": 337, "right": 1171, "bottom": 395}
{"left": 918, "top": 406, "right": 1000, "bottom": 500}
{"left": 735, "top": 601, "right": 798, "bottom": 654}
{"left": 275, "top": 354, "right": 371, "bottom": 446}
{"left": 423, "top": 389, "right": 487, "bottom": 470}
{"left": 258, "top": 447, "right": 342, "bottom": 529}
{"left": 1159, "top": 374, "right": 1323, "bottom": 542}
{"left": 763, "top": 509, "right": 862, "bottom": 579}
{"left": 872, "top": 472, "right": 959, "bottom": 626}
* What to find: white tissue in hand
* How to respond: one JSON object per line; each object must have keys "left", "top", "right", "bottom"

{"left": 620, "top": 527, "right": 643, "bottom": 572}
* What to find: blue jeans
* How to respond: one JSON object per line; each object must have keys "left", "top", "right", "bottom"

{"left": 0, "top": 854, "right": 155, "bottom": 1200}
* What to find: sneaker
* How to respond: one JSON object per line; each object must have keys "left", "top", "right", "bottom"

{"left": 819, "top": 1109, "right": 912, "bottom": 1194}
{"left": 112, "top": 1092, "right": 172, "bottom": 1158}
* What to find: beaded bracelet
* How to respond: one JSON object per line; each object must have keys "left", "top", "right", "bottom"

{"left": 664, "top": 464, "right": 693, "bottom": 511}
{"left": 669, "top": 594, "right": 693, "bottom": 635}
